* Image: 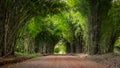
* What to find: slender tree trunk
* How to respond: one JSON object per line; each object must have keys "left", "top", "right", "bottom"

{"left": 0, "top": 0, "right": 4, "bottom": 57}
{"left": 75, "top": 34, "right": 84, "bottom": 53}
{"left": 88, "top": 0, "right": 102, "bottom": 54}
{"left": 108, "top": 32, "right": 117, "bottom": 52}
{"left": 2, "top": 9, "right": 8, "bottom": 56}
{"left": 70, "top": 43, "right": 74, "bottom": 53}
{"left": 88, "top": 13, "right": 101, "bottom": 54}
{"left": 75, "top": 42, "right": 80, "bottom": 53}
{"left": 66, "top": 42, "right": 71, "bottom": 53}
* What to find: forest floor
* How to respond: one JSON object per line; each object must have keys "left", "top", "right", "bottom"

{"left": 0, "top": 53, "right": 120, "bottom": 68}
{"left": 76, "top": 53, "right": 120, "bottom": 68}
{"left": 0, "top": 56, "right": 31, "bottom": 66}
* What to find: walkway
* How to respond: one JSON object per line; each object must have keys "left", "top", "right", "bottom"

{"left": 7, "top": 55, "right": 107, "bottom": 68}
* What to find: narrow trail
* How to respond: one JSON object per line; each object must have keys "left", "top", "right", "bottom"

{"left": 3, "top": 55, "right": 107, "bottom": 68}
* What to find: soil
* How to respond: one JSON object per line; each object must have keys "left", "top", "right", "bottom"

{"left": 0, "top": 54, "right": 107, "bottom": 68}
{"left": 0, "top": 53, "right": 119, "bottom": 68}
{"left": 0, "top": 56, "right": 30, "bottom": 66}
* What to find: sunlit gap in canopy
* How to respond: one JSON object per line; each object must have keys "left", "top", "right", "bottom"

{"left": 54, "top": 40, "right": 67, "bottom": 54}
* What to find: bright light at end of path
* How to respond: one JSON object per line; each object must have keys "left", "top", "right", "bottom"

{"left": 60, "top": 0, "right": 67, "bottom": 2}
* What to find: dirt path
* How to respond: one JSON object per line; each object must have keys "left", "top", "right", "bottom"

{"left": 2, "top": 55, "right": 108, "bottom": 68}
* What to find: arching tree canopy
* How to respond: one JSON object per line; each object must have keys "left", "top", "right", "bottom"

{"left": 0, "top": 0, "right": 120, "bottom": 57}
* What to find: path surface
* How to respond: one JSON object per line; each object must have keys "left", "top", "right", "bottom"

{"left": 5, "top": 55, "right": 107, "bottom": 68}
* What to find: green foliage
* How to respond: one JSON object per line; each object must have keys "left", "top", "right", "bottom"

{"left": 115, "top": 39, "right": 120, "bottom": 46}
{"left": 54, "top": 41, "right": 66, "bottom": 54}
{"left": 16, "top": 0, "right": 89, "bottom": 55}
{"left": 114, "top": 39, "right": 120, "bottom": 53}
{"left": 54, "top": 48, "right": 60, "bottom": 53}
{"left": 45, "top": 13, "right": 73, "bottom": 42}
{"left": 15, "top": 52, "right": 42, "bottom": 58}
{"left": 14, "top": 0, "right": 120, "bottom": 56}
{"left": 15, "top": 0, "right": 68, "bottom": 55}
{"left": 100, "top": 0, "right": 120, "bottom": 53}
{"left": 28, "top": 16, "right": 45, "bottom": 38}
{"left": 75, "top": 0, "right": 90, "bottom": 17}
{"left": 108, "top": 1, "right": 120, "bottom": 36}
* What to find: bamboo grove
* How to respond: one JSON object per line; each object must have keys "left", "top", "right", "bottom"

{"left": 0, "top": 0, "right": 120, "bottom": 57}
